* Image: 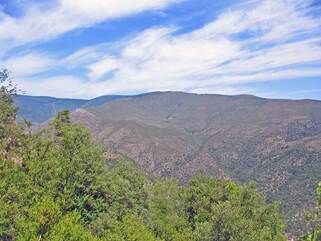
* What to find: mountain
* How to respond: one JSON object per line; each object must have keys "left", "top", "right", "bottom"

{"left": 15, "top": 93, "right": 158, "bottom": 123}
{"left": 14, "top": 95, "right": 131, "bottom": 123}
{"left": 15, "top": 95, "right": 87, "bottom": 123}
{"left": 68, "top": 91, "right": 321, "bottom": 235}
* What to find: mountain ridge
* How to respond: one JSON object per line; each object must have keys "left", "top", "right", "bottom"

{"left": 14, "top": 92, "right": 170, "bottom": 123}
{"left": 15, "top": 91, "right": 321, "bottom": 124}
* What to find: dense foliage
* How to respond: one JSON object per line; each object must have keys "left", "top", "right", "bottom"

{"left": 0, "top": 70, "right": 287, "bottom": 240}
{"left": 302, "top": 183, "right": 321, "bottom": 241}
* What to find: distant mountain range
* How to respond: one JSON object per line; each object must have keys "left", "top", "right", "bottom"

{"left": 14, "top": 93, "right": 153, "bottom": 123}
{"left": 16, "top": 92, "right": 321, "bottom": 235}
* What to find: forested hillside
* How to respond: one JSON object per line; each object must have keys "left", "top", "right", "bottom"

{"left": 1, "top": 75, "right": 291, "bottom": 240}
{"left": 13, "top": 86, "right": 321, "bottom": 237}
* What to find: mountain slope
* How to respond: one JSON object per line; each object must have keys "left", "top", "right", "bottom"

{"left": 70, "top": 92, "right": 321, "bottom": 234}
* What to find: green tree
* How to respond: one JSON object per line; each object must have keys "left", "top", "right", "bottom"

{"left": 47, "top": 212, "right": 99, "bottom": 241}
{"left": 15, "top": 196, "right": 61, "bottom": 241}
{"left": 302, "top": 182, "right": 321, "bottom": 241}
{"left": 147, "top": 179, "right": 194, "bottom": 241}
{"left": 0, "top": 69, "right": 17, "bottom": 127}
{"left": 0, "top": 69, "right": 21, "bottom": 161}
{"left": 101, "top": 214, "right": 162, "bottom": 241}
{"left": 186, "top": 175, "right": 286, "bottom": 241}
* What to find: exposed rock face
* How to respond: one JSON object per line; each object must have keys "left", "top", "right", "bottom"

{"left": 70, "top": 92, "right": 321, "bottom": 235}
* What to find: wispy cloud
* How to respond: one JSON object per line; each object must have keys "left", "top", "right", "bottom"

{"left": 1, "top": 0, "right": 321, "bottom": 98}
{"left": 0, "top": 0, "right": 179, "bottom": 50}
{"left": 79, "top": 0, "right": 321, "bottom": 96}
{"left": 2, "top": 53, "right": 54, "bottom": 77}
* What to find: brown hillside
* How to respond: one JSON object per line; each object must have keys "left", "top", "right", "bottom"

{"left": 71, "top": 92, "right": 321, "bottom": 235}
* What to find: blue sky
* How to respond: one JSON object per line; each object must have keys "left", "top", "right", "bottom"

{"left": 0, "top": 0, "right": 321, "bottom": 99}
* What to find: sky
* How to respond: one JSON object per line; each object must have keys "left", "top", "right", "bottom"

{"left": 0, "top": 0, "right": 321, "bottom": 100}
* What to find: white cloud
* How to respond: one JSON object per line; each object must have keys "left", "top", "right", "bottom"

{"left": 0, "top": 0, "right": 179, "bottom": 50}
{"left": 77, "top": 0, "right": 320, "bottom": 96}
{"left": 2, "top": 0, "right": 321, "bottom": 98}
{"left": 195, "top": 0, "right": 320, "bottom": 43}
{"left": 88, "top": 57, "right": 119, "bottom": 80}
{"left": 1, "top": 53, "right": 54, "bottom": 77}
{"left": 16, "top": 75, "right": 97, "bottom": 98}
